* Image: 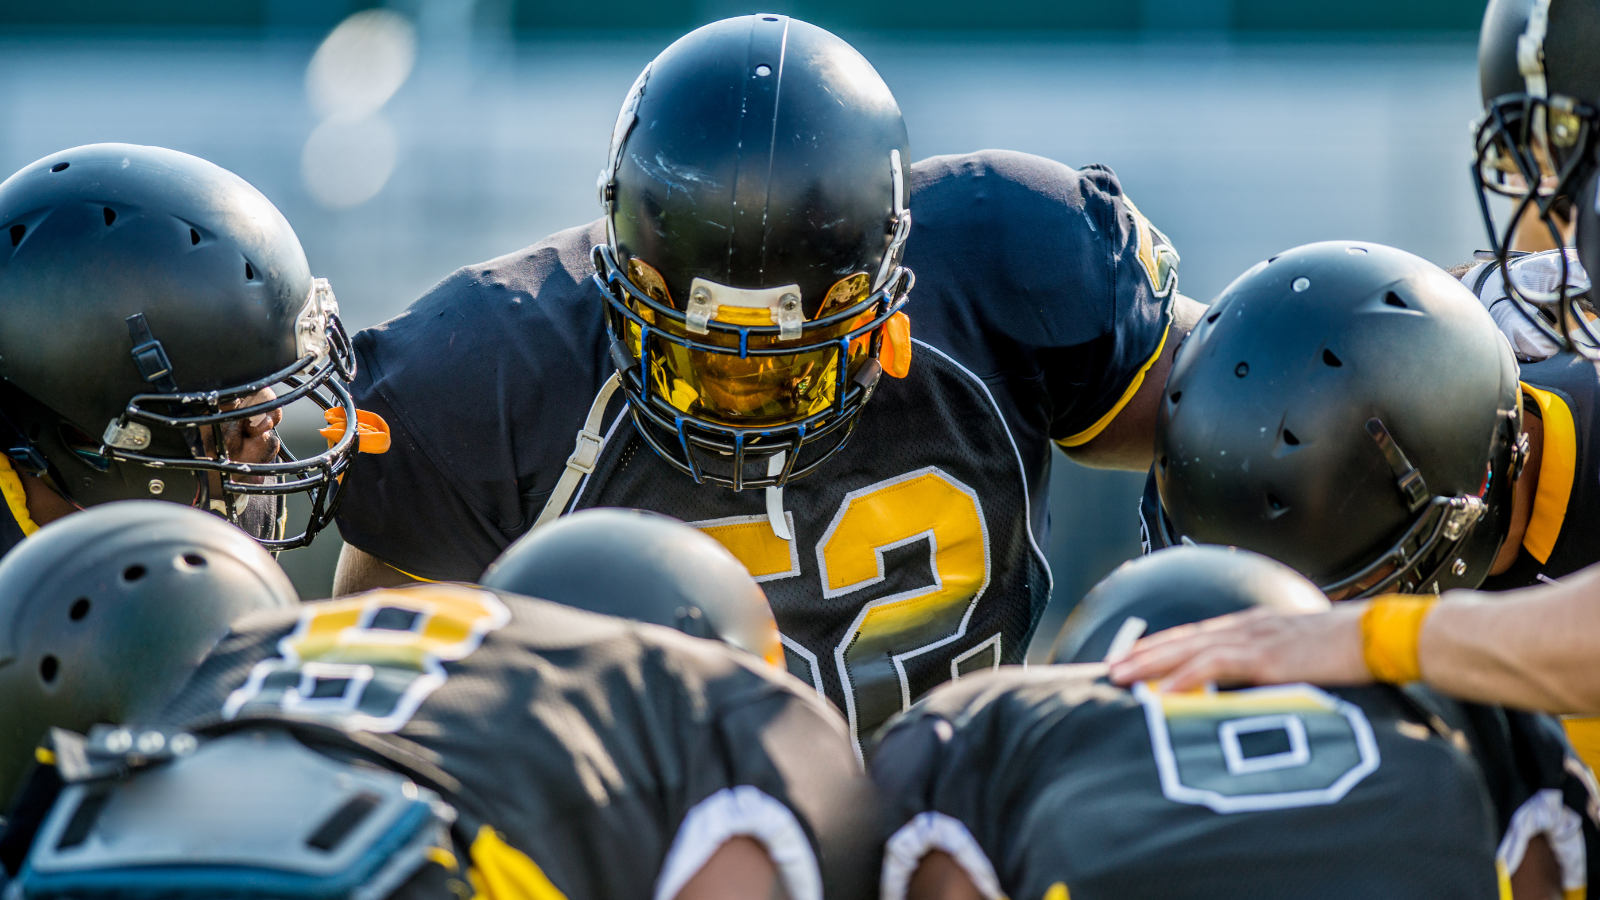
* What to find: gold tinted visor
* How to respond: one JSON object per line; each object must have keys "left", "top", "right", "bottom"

{"left": 629, "top": 304, "right": 876, "bottom": 427}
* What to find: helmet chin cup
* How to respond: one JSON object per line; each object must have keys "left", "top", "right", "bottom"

{"left": 593, "top": 242, "right": 910, "bottom": 491}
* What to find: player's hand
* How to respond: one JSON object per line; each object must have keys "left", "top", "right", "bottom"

{"left": 1108, "top": 603, "right": 1370, "bottom": 691}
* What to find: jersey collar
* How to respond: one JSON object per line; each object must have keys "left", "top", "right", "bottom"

{"left": 1520, "top": 383, "right": 1576, "bottom": 564}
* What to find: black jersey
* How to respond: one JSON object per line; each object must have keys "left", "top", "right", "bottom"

{"left": 335, "top": 151, "right": 1176, "bottom": 750}
{"left": 1481, "top": 354, "right": 1600, "bottom": 590}
{"left": 871, "top": 666, "right": 1600, "bottom": 900}
{"left": 152, "top": 585, "right": 877, "bottom": 900}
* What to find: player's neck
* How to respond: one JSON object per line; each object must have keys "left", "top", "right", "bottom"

{"left": 1491, "top": 416, "right": 1544, "bottom": 576}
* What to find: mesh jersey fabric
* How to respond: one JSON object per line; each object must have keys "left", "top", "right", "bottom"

{"left": 156, "top": 589, "right": 879, "bottom": 900}
{"left": 870, "top": 665, "right": 1599, "bottom": 900}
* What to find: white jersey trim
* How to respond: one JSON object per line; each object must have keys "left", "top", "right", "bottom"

{"left": 880, "top": 811, "right": 1004, "bottom": 900}
{"left": 654, "top": 786, "right": 821, "bottom": 900}
{"left": 1498, "top": 787, "right": 1587, "bottom": 891}
{"left": 910, "top": 339, "right": 1054, "bottom": 595}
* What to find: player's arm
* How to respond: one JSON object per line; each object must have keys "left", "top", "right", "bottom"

{"left": 1063, "top": 292, "right": 1207, "bottom": 470}
{"left": 332, "top": 543, "right": 421, "bottom": 595}
{"left": 662, "top": 684, "right": 877, "bottom": 900}
{"left": 1109, "top": 563, "right": 1600, "bottom": 714}
{"left": 872, "top": 715, "right": 1005, "bottom": 900}
{"left": 675, "top": 837, "right": 790, "bottom": 900}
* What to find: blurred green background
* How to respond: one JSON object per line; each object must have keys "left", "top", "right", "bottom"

{"left": 0, "top": 0, "right": 1500, "bottom": 659}
{"left": 0, "top": 0, "right": 1489, "bottom": 31}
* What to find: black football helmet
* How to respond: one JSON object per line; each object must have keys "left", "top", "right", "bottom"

{"left": 1049, "top": 546, "right": 1329, "bottom": 665}
{"left": 0, "top": 501, "right": 297, "bottom": 803}
{"left": 0, "top": 144, "right": 369, "bottom": 549}
{"left": 1152, "top": 242, "right": 1524, "bottom": 599}
{"left": 480, "top": 508, "right": 784, "bottom": 666}
{"left": 1473, "top": 0, "right": 1600, "bottom": 354}
{"left": 593, "top": 15, "right": 914, "bottom": 490}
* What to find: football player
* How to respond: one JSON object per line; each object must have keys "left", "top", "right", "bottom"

{"left": 1138, "top": 240, "right": 1524, "bottom": 599}
{"left": 0, "top": 501, "right": 297, "bottom": 812}
{"left": 330, "top": 15, "right": 1202, "bottom": 753}
{"left": 0, "top": 143, "right": 387, "bottom": 555}
{"left": 1, "top": 510, "right": 876, "bottom": 899}
{"left": 1457, "top": 0, "right": 1600, "bottom": 365}
{"left": 873, "top": 546, "right": 1599, "bottom": 900}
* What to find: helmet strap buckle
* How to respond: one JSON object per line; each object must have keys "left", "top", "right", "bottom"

{"left": 125, "top": 313, "right": 179, "bottom": 394}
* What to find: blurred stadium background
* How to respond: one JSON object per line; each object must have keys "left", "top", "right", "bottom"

{"left": 0, "top": 0, "right": 1498, "bottom": 657}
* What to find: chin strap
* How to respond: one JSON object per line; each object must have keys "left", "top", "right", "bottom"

{"left": 533, "top": 373, "right": 621, "bottom": 530}
{"left": 765, "top": 452, "right": 792, "bottom": 541}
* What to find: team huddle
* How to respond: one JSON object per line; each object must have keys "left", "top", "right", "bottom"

{"left": 0, "top": 0, "right": 1597, "bottom": 897}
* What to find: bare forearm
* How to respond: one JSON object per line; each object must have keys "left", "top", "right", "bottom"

{"left": 1420, "top": 566, "right": 1600, "bottom": 713}
{"left": 332, "top": 543, "right": 421, "bottom": 597}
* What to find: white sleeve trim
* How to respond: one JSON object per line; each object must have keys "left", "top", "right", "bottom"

{"left": 1497, "top": 787, "right": 1588, "bottom": 892}
{"left": 654, "top": 785, "right": 822, "bottom": 900}
{"left": 880, "top": 811, "right": 1003, "bottom": 900}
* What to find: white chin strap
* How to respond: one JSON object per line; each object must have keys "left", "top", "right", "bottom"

{"left": 766, "top": 452, "right": 792, "bottom": 541}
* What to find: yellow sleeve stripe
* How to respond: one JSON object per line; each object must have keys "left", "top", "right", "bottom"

{"left": 467, "top": 825, "right": 569, "bottom": 900}
{"left": 389, "top": 565, "right": 439, "bottom": 584}
{"left": 34, "top": 746, "right": 55, "bottom": 766}
{"left": 0, "top": 462, "right": 40, "bottom": 537}
{"left": 1057, "top": 323, "right": 1170, "bottom": 449}
{"left": 1521, "top": 383, "right": 1576, "bottom": 564}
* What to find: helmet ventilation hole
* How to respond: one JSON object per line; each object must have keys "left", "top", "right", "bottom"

{"left": 1322, "top": 349, "right": 1342, "bottom": 367}
{"left": 1206, "top": 309, "right": 1221, "bottom": 323}
{"left": 50, "top": 162, "right": 69, "bottom": 173}
{"left": 1266, "top": 492, "right": 1284, "bottom": 510}
{"left": 9, "top": 224, "right": 24, "bottom": 247}
{"left": 1383, "top": 291, "right": 1407, "bottom": 309}
{"left": 39, "top": 655, "right": 58, "bottom": 684}
{"left": 123, "top": 564, "right": 147, "bottom": 582}
{"left": 182, "top": 553, "right": 207, "bottom": 567}
{"left": 1282, "top": 429, "right": 1300, "bottom": 446}
{"left": 1158, "top": 454, "right": 1168, "bottom": 470}
{"left": 102, "top": 208, "right": 116, "bottom": 227}
{"left": 244, "top": 262, "right": 255, "bottom": 280}
{"left": 1235, "top": 362, "right": 1249, "bottom": 378}
{"left": 190, "top": 228, "right": 201, "bottom": 245}
{"left": 69, "top": 598, "right": 90, "bottom": 621}
{"left": 1169, "top": 390, "right": 1182, "bottom": 403}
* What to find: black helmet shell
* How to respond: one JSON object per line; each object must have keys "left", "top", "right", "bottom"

{"left": 607, "top": 15, "right": 909, "bottom": 317}
{"left": 0, "top": 501, "right": 298, "bottom": 802}
{"left": 480, "top": 508, "right": 782, "bottom": 665}
{"left": 0, "top": 144, "right": 311, "bottom": 436}
{"left": 1480, "top": 0, "right": 1600, "bottom": 109}
{"left": 1155, "top": 242, "right": 1521, "bottom": 593}
{"left": 1050, "top": 545, "right": 1329, "bottom": 665}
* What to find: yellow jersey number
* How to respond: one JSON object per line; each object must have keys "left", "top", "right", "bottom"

{"left": 698, "top": 466, "right": 993, "bottom": 755}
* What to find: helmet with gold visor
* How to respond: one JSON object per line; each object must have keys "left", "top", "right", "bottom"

{"left": 593, "top": 15, "right": 913, "bottom": 490}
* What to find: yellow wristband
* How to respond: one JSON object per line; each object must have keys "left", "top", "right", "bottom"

{"left": 1361, "top": 595, "right": 1438, "bottom": 683}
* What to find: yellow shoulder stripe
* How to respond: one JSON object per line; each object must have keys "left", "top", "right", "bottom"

{"left": 1043, "top": 883, "right": 1070, "bottom": 900}
{"left": 1057, "top": 324, "right": 1169, "bottom": 449}
{"left": 0, "top": 462, "right": 39, "bottom": 537}
{"left": 468, "top": 825, "right": 569, "bottom": 900}
{"left": 1521, "top": 383, "right": 1576, "bottom": 564}
{"left": 34, "top": 746, "right": 55, "bottom": 766}
{"left": 1561, "top": 715, "right": 1600, "bottom": 779}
